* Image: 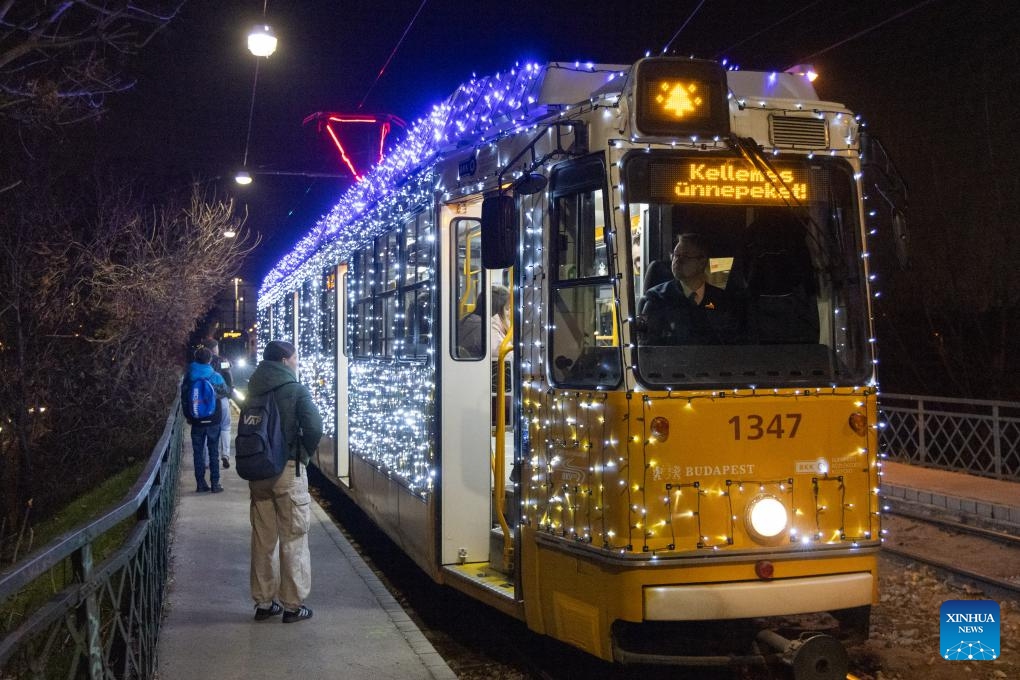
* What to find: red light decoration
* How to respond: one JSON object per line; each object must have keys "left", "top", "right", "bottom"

{"left": 303, "top": 112, "right": 406, "bottom": 181}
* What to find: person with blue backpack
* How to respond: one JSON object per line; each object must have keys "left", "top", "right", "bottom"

{"left": 244, "top": 340, "right": 322, "bottom": 624}
{"left": 182, "top": 346, "right": 229, "bottom": 492}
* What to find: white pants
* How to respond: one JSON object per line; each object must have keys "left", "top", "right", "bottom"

{"left": 218, "top": 396, "right": 231, "bottom": 460}
{"left": 249, "top": 461, "right": 311, "bottom": 610}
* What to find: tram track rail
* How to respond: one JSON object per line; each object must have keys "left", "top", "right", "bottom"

{"left": 882, "top": 507, "right": 1020, "bottom": 595}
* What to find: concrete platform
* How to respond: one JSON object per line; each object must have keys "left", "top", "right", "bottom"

{"left": 157, "top": 419, "right": 456, "bottom": 680}
{"left": 881, "top": 460, "right": 1020, "bottom": 534}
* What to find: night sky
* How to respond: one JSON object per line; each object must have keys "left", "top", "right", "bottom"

{"left": 95, "top": 0, "right": 1019, "bottom": 291}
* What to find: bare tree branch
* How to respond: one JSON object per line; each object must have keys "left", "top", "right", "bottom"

{"left": 0, "top": 1, "right": 184, "bottom": 126}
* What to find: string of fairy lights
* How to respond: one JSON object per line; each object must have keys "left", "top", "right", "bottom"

{"left": 257, "top": 58, "right": 889, "bottom": 552}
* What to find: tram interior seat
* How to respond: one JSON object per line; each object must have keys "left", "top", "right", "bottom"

{"left": 729, "top": 217, "right": 819, "bottom": 345}
{"left": 637, "top": 259, "right": 674, "bottom": 315}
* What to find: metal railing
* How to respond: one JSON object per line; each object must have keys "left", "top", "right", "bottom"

{"left": 879, "top": 393, "right": 1020, "bottom": 480}
{"left": 0, "top": 402, "right": 183, "bottom": 679}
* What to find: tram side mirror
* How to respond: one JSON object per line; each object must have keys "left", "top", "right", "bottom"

{"left": 481, "top": 194, "right": 516, "bottom": 269}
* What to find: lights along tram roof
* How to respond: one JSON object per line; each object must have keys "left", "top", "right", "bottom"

{"left": 258, "top": 61, "right": 628, "bottom": 298}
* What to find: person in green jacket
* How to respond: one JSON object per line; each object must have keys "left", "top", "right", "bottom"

{"left": 247, "top": 340, "right": 323, "bottom": 624}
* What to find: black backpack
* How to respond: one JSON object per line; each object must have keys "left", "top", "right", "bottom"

{"left": 181, "top": 376, "right": 222, "bottom": 426}
{"left": 234, "top": 387, "right": 292, "bottom": 480}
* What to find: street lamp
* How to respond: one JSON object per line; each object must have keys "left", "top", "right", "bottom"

{"left": 234, "top": 169, "right": 253, "bottom": 185}
{"left": 247, "top": 25, "right": 277, "bottom": 57}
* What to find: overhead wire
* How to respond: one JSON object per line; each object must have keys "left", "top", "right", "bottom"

{"left": 714, "top": 0, "right": 825, "bottom": 60}
{"left": 357, "top": 0, "right": 430, "bottom": 110}
{"left": 240, "top": 0, "right": 271, "bottom": 170}
{"left": 787, "top": 0, "right": 940, "bottom": 68}
{"left": 660, "top": 0, "right": 707, "bottom": 54}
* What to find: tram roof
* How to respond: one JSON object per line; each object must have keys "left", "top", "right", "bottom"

{"left": 259, "top": 61, "right": 630, "bottom": 295}
{"left": 259, "top": 60, "right": 824, "bottom": 298}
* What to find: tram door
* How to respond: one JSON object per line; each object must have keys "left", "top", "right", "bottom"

{"left": 440, "top": 199, "right": 513, "bottom": 568}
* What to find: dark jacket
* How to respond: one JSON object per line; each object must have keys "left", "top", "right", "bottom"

{"left": 246, "top": 359, "right": 323, "bottom": 465}
{"left": 641, "top": 280, "right": 741, "bottom": 345}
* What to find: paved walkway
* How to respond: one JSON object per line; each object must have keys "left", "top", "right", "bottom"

{"left": 882, "top": 460, "right": 1020, "bottom": 533}
{"left": 157, "top": 417, "right": 457, "bottom": 680}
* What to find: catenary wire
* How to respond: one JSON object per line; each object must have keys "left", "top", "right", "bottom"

{"left": 357, "top": 0, "right": 430, "bottom": 110}
{"left": 714, "top": 0, "right": 825, "bottom": 60}
{"left": 661, "top": 0, "right": 707, "bottom": 54}
{"left": 787, "top": 0, "right": 940, "bottom": 68}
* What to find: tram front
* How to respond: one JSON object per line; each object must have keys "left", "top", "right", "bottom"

{"left": 514, "top": 58, "right": 881, "bottom": 669}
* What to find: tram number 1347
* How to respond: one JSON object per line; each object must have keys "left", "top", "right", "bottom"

{"left": 728, "top": 414, "right": 802, "bottom": 440}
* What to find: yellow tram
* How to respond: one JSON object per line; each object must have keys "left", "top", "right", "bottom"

{"left": 257, "top": 57, "right": 905, "bottom": 674}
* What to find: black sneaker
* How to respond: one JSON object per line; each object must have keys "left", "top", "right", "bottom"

{"left": 221, "top": 457, "right": 230, "bottom": 469}
{"left": 282, "top": 606, "right": 313, "bottom": 623}
{"left": 254, "top": 602, "right": 283, "bottom": 621}
{"left": 211, "top": 484, "right": 224, "bottom": 493}
{"left": 196, "top": 483, "right": 211, "bottom": 493}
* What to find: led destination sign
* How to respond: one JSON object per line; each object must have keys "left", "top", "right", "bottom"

{"left": 650, "top": 160, "right": 812, "bottom": 206}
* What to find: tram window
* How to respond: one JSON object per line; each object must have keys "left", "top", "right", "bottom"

{"left": 555, "top": 189, "right": 609, "bottom": 280}
{"left": 404, "top": 212, "right": 430, "bottom": 285}
{"left": 321, "top": 269, "right": 337, "bottom": 354}
{"left": 548, "top": 156, "right": 622, "bottom": 388}
{"left": 377, "top": 231, "right": 400, "bottom": 293}
{"left": 402, "top": 287, "right": 430, "bottom": 358}
{"left": 379, "top": 293, "right": 398, "bottom": 357}
{"left": 272, "top": 295, "right": 294, "bottom": 345}
{"left": 399, "top": 211, "right": 432, "bottom": 360}
{"left": 299, "top": 277, "right": 317, "bottom": 361}
{"left": 452, "top": 217, "right": 485, "bottom": 360}
{"left": 624, "top": 153, "right": 870, "bottom": 387}
{"left": 550, "top": 284, "right": 622, "bottom": 387}
{"left": 348, "top": 208, "right": 434, "bottom": 361}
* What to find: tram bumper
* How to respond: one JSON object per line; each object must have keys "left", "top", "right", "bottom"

{"left": 611, "top": 571, "right": 871, "bottom": 674}
{"left": 644, "top": 571, "right": 873, "bottom": 620}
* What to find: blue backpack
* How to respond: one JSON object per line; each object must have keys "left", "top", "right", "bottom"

{"left": 182, "top": 376, "right": 221, "bottom": 425}
{"left": 234, "top": 387, "right": 293, "bottom": 480}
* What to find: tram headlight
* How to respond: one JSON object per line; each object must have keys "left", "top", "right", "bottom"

{"left": 745, "top": 495, "right": 788, "bottom": 544}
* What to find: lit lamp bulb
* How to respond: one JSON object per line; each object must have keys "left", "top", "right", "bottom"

{"left": 234, "top": 169, "right": 253, "bottom": 185}
{"left": 224, "top": 228, "right": 237, "bottom": 238}
{"left": 785, "top": 63, "right": 818, "bottom": 82}
{"left": 247, "top": 25, "right": 277, "bottom": 57}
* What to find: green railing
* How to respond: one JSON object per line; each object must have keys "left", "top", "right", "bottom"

{"left": 0, "top": 402, "right": 183, "bottom": 679}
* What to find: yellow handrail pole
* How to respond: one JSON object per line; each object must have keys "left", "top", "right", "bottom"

{"left": 493, "top": 272, "right": 514, "bottom": 572}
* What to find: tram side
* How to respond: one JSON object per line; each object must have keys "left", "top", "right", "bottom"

{"left": 254, "top": 56, "right": 908, "bottom": 672}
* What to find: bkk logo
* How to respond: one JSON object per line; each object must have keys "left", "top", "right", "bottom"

{"left": 939, "top": 600, "right": 999, "bottom": 660}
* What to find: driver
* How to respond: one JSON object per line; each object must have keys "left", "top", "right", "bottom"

{"left": 640, "top": 233, "right": 741, "bottom": 345}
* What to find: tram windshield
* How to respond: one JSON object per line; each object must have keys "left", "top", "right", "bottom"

{"left": 625, "top": 152, "right": 871, "bottom": 389}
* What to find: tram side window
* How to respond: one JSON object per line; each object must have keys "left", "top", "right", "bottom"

{"left": 348, "top": 209, "right": 434, "bottom": 361}
{"left": 452, "top": 217, "right": 485, "bottom": 360}
{"left": 350, "top": 250, "right": 373, "bottom": 357}
{"left": 549, "top": 157, "right": 622, "bottom": 388}
{"left": 321, "top": 268, "right": 337, "bottom": 355}
{"left": 402, "top": 211, "right": 432, "bottom": 359}
{"left": 272, "top": 294, "right": 294, "bottom": 345}
{"left": 299, "top": 277, "right": 318, "bottom": 360}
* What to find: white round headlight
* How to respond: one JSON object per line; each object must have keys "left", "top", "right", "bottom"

{"left": 746, "top": 495, "right": 788, "bottom": 544}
